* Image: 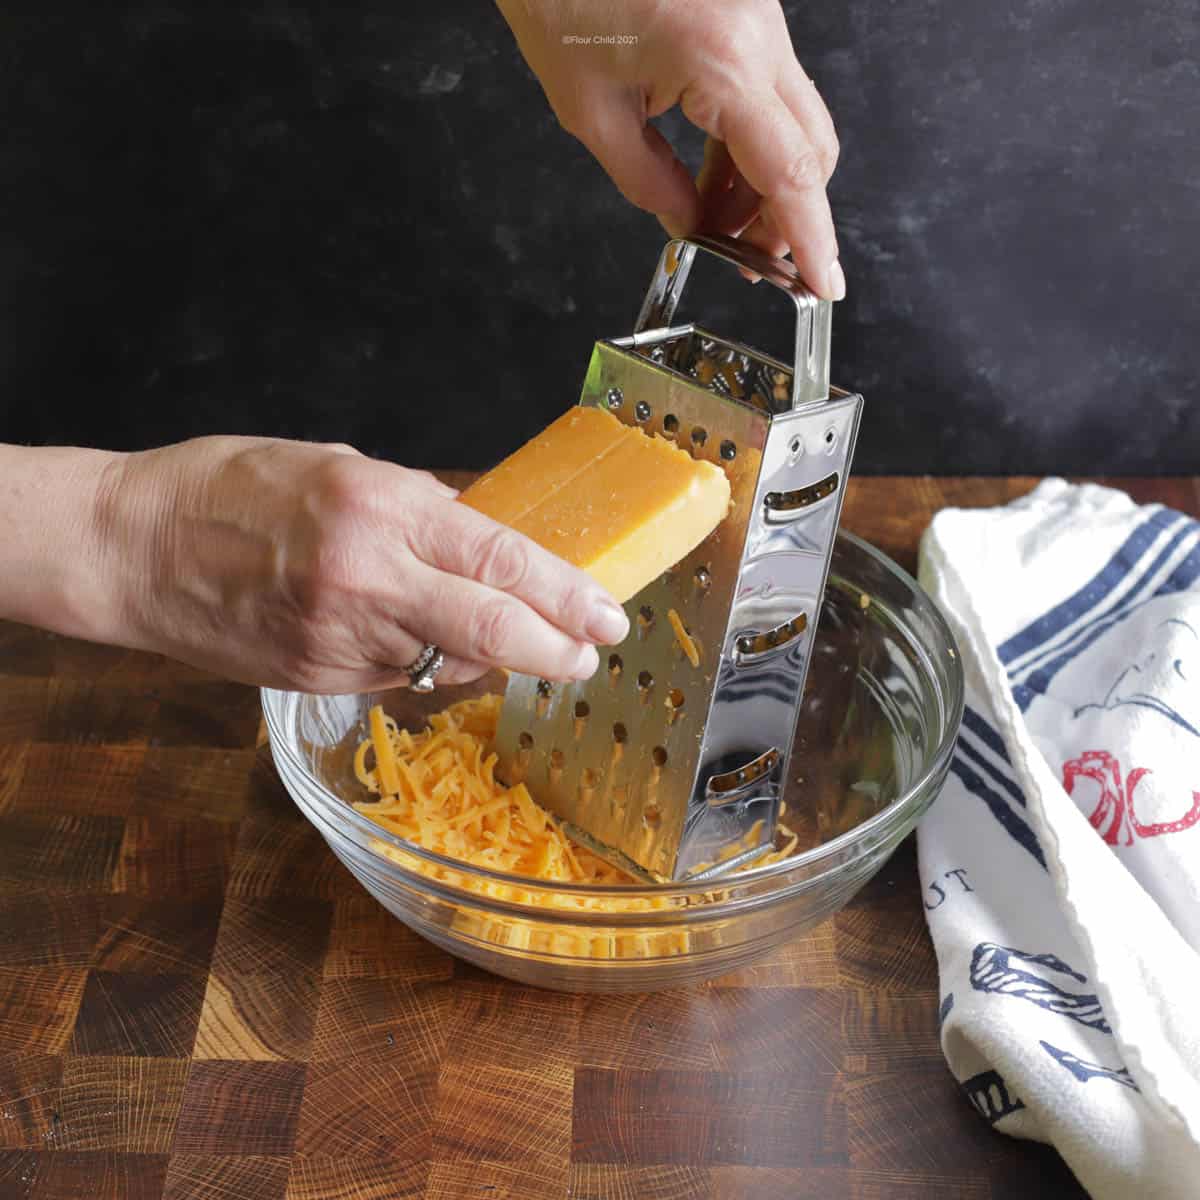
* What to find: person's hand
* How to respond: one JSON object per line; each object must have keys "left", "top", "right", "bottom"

{"left": 496, "top": 0, "right": 843, "bottom": 300}
{"left": 91, "top": 436, "right": 629, "bottom": 692}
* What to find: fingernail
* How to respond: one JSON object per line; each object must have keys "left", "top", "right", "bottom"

{"left": 570, "top": 643, "right": 600, "bottom": 680}
{"left": 828, "top": 259, "right": 846, "bottom": 301}
{"left": 586, "top": 597, "right": 630, "bottom": 645}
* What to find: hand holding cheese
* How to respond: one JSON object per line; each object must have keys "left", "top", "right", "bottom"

{"left": 0, "top": 435, "right": 631, "bottom": 693}
{"left": 0, "top": 413, "right": 726, "bottom": 695}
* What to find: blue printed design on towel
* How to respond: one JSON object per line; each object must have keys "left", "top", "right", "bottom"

{"left": 938, "top": 993, "right": 955, "bottom": 1032}
{"left": 949, "top": 757, "right": 1045, "bottom": 869}
{"left": 969, "top": 943, "right": 1110, "bottom": 1033}
{"left": 956, "top": 736, "right": 1026, "bottom": 809}
{"left": 1074, "top": 617, "right": 1199, "bottom": 740}
{"left": 961, "top": 1068, "right": 1025, "bottom": 1124}
{"left": 998, "top": 507, "right": 1183, "bottom": 669}
{"left": 1041, "top": 1041, "right": 1139, "bottom": 1091}
{"left": 960, "top": 706, "right": 1014, "bottom": 769}
{"left": 1016, "top": 535, "right": 1200, "bottom": 712}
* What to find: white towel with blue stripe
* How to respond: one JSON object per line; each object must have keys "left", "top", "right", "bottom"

{"left": 917, "top": 478, "right": 1200, "bottom": 1198}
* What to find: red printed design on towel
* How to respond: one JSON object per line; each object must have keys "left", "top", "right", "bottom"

{"left": 1062, "top": 751, "right": 1200, "bottom": 845}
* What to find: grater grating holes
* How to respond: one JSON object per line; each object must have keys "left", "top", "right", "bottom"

{"left": 637, "top": 606, "right": 655, "bottom": 638}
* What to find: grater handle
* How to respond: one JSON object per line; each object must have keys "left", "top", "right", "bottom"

{"left": 634, "top": 234, "right": 831, "bottom": 409}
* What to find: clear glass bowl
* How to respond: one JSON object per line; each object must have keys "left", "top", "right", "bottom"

{"left": 261, "top": 532, "right": 963, "bottom": 993}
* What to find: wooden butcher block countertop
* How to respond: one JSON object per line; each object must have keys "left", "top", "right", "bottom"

{"left": 4, "top": 476, "right": 1194, "bottom": 1200}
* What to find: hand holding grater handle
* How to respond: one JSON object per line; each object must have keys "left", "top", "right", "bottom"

{"left": 493, "top": 236, "right": 863, "bottom": 881}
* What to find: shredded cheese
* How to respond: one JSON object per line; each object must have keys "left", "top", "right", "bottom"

{"left": 352, "top": 694, "right": 799, "bottom": 958}
{"left": 667, "top": 608, "right": 701, "bottom": 668}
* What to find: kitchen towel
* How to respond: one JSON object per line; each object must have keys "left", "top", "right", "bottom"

{"left": 917, "top": 479, "right": 1200, "bottom": 1199}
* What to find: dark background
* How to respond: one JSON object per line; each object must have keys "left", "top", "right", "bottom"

{"left": 1, "top": 2, "right": 1197, "bottom": 474}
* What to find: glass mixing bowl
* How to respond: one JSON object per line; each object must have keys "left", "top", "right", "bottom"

{"left": 261, "top": 532, "right": 963, "bottom": 993}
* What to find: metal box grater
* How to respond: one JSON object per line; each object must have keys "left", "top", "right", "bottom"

{"left": 493, "top": 235, "right": 863, "bottom": 881}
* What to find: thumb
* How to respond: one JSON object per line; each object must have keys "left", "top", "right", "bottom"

{"left": 572, "top": 90, "right": 700, "bottom": 234}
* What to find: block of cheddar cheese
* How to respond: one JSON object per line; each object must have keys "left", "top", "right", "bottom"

{"left": 459, "top": 406, "right": 731, "bottom": 603}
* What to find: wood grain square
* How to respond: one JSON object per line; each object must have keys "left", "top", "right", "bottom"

{"left": 70, "top": 972, "right": 205, "bottom": 1058}
{"left": 0, "top": 742, "right": 29, "bottom": 811}
{"left": 0, "top": 1150, "right": 39, "bottom": 1199}
{"left": 834, "top": 903, "right": 939, "bottom": 997}
{"left": 294, "top": 1058, "right": 438, "bottom": 1159}
{"left": 285, "top": 1156, "right": 427, "bottom": 1200}
{"left": 322, "top": 896, "right": 453, "bottom": 981}
{"left": 0, "top": 1053, "right": 63, "bottom": 1150}
{"left": 0, "top": 812, "right": 126, "bottom": 896}
{"left": 28, "top": 1151, "right": 169, "bottom": 1200}
{"left": 844, "top": 1065, "right": 999, "bottom": 1173}
{"left": 708, "top": 921, "right": 838, "bottom": 989}
{"left": 577, "top": 991, "right": 717, "bottom": 1071}
{"left": 310, "top": 977, "right": 448, "bottom": 1066}
{"left": 0, "top": 679, "right": 55, "bottom": 743}
{"left": 211, "top": 896, "right": 332, "bottom": 979}
{"left": 55, "top": 1056, "right": 188, "bottom": 1152}
{"left": 441, "top": 982, "right": 579, "bottom": 1075}
{"left": 569, "top": 1163, "right": 713, "bottom": 1200}
{"left": 248, "top": 738, "right": 306, "bottom": 822}
{"left": 94, "top": 897, "right": 224, "bottom": 976}
{"left": 163, "top": 1154, "right": 292, "bottom": 1200}
{"left": 134, "top": 747, "right": 256, "bottom": 823}
{"left": 193, "top": 969, "right": 320, "bottom": 1061}
{"left": 174, "top": 1060, "right": 306, "bottom": 1156}
{"left": 0, "top": 626, "right": 56, "bottom": 677}
{"left": 111, "top": 815, "right": 239, "bottom": 896}
{"left": 0, "top": 968, "right": 87, "bottom": 1055}
{"left": 432, "top": 1061, "right": 573, "bottom": 1165}
{"left": 45, "top": 637, "right": 174, "bottom": 685}
{"left": 426, "top": 1158, "right": 566, "bottom": 1200}
{"left": 572, "top": 1068, "right": 847, "bottom": 1168}
{"left": 0, "top": 895, "right": 105, "bottom": 969}
{"left": 708, "top": 988, "right": 843, "bottom": 1075}
{"left": 846, "top": 1169, "right": 989, "bottom": 1200}
{"left": 712, "top": 1166, "right": 852, "bottom": 1200}
{"left": 43, "top": 681, "right": 159, "bottom": 747}
{"left": 841, "top": 992, "right": 944, "bottom": 1074}
{"left": 225, "top": 814, "right": 359, "bottom": 901}
{"left": 150, "top": 683, "right": 262, "bottom": 749}
{"left": 15, "top": 744, "right": 143, "bottom": 818}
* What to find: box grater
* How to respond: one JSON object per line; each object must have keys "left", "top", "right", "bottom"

{"left": 493, "top": 234, "right": 863, "bottom": 881}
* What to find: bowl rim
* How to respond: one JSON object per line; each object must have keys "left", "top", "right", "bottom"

{"left": 261, "top": 531, "right": 964, "bottom": 902}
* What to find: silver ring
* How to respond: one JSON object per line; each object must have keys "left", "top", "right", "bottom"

{"left": 405, "top": 644, "right": 444, "bottom": 693}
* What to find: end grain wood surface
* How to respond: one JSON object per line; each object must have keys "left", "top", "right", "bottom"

{"left": 3, "top": 476, "right": 1194, "bottom": 1200}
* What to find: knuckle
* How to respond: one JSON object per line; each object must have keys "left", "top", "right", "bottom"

{"left": 680, "top": 84, "right": 725, "bottom": 136}
{"left": 695, "top": 2, "right": 761, "bottom": 67}
{"left": 469, "top": 600, "right": 519, "bottom": 663}
{"left": 780, "top": 148, "right": 824, "bottom": 192}
{"left": 816, "top": 129, "right": 840, "bottom": 176}
{"left": 471, "top": 527, "right": 531, "bottom": 593}
{"left": 315, "top": 455, "right": 375, "bottom": 519}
